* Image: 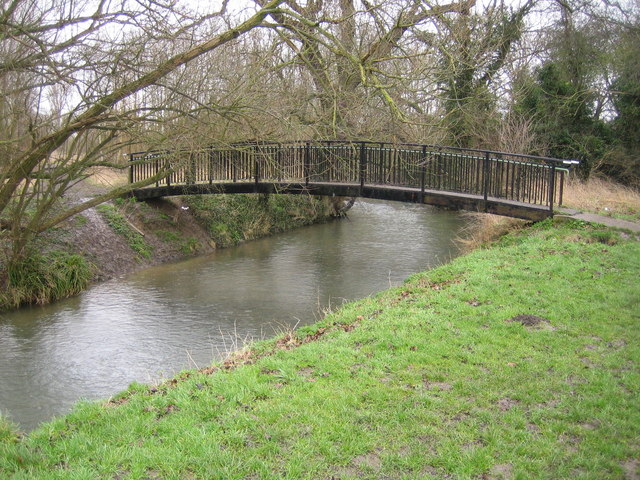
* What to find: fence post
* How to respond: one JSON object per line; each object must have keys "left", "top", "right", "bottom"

{"left": 304, "top": 142, "right": 311, "bottom": 186}
{"left": 359, "top": 142, "right": 366, "bottom": 194}
{"left": 154, "top": 154, "right": 159, "bottom": 187}
{"left": 128, "top": 153, "right": 134, "bottom": 184}
{"left": 254, "top": 144, "right": 260, "bottom": 193}
{"left": 548, "top": 162, "right": 556, "bottom": 216}
{"left": 166, "top": 155, "right": 171, "bottom": 187}
{"left": 483, "top": 152, "right": 490, "bottom": 211}
{"left": 420, "top": 145, "right": 427, "bottom": 204}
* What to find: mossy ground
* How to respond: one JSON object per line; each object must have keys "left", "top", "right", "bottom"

{"left": 1, "top": 219, "right": 638, "bottom": 479}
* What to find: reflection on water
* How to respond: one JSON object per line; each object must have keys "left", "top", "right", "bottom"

{"left": 0, "top": 200, "right": 466, "bottom": 431}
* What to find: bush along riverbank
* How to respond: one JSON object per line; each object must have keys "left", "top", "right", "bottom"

{"left": 0, "top": 193, "right": 340, "bottom": 312}
{"left": 1, "top": 218, "right": 638, "bottom": 479}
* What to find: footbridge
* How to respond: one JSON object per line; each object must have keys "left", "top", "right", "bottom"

{"left": 129, "top": 141, "right": 578, "bottom": 221}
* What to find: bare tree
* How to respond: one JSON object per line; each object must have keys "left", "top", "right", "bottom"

{"left": 0, "top": 0, "right": 283, "bottom": 263}
{"left": 251, "top": 0, "right": 476, "bottom": 139}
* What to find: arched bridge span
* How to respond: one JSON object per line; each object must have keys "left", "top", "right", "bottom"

{"left": 128, "top": 141, "right": 577, "bottom": 221}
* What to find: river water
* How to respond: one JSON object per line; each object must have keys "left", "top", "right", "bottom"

{"left": 0, "top": 200, "right": 466, "bottom": 432}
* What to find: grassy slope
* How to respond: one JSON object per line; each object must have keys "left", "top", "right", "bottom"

{"left": 1, "top": 219, "right": 638, "bottom": 479}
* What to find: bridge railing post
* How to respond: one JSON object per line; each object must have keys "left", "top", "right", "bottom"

{"left": 187, "top": 152, "right": 195, "bottom": 186}
{"left": 254, "top": 144, "right": 260, "bottom": 192}
{"left": 162, "top": 154, "right": 171, "bottom": 187}
{"left": 154, "top": 154, "right": 160, "bottom": 187}
{"left": 420, "top": 145, "right": 426, "bottom": 204}
{"left": 207, "top": 148, "right": 213, "bottom": 185}
{"left": 548, "top": 162, "right": 556, "bottom": 216}
{"left": 483, "top": 152, "right": 490, "bottom": 210}
{"left": 304, "top": 142, "right": 310, "bottom": 186}
{"left": 276, "top": 144, "right": 282, "bottom": 182}
{"left": 128, "top": 153, "right": 134, "bottom": 184}
{"left": 359, "top": 142, "right": 366, "bottom": 194}
{"left": 232, "top": 149, "right": 237, "bottom": 183}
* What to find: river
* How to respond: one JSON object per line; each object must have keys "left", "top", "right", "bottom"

{"left": 0, "top": 199, "right": 466, "bottom": 432}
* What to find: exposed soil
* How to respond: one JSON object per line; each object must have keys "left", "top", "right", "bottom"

{"left": 65, "top": 196, "right": 215, "bottom": 282}
{"left": 56, "top": 168, "right": 340, "bottom": 284}
{"left": 68, "top": 204, "right": 138, "bottom": 281}
{"left": 58, "top": 170, "right": 217, "bottom": 281}
{"left": 506, "top": 314, "right": 549, "bottom": 327}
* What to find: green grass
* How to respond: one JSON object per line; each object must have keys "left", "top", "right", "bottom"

{"left": 73, "top": 214, "right": 88, "bottom": 227}
{"left": 157, "top": 230, "right": 200, "bottom": 255}
{"left": 0, "top": 251, "right": 92, "bottom": 310}
{"left": 97, "top": 203, "right": 153, "bottom": 259}
{"left": 604, "top": 211, "right": 640, "bottom": 222}
{"left": 0, "top": 416, "right": 19, "bottom": 445}
{"left": 1, "top": 219, "right": 638, "bottom": 479}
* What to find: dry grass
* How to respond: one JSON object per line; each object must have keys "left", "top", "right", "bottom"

{"left": 85, "top": 167, "right": 128, "bottom": 188}
{"left": 457, "top": 177, "right": 640, "bottom": 252}
{"left": 456, "top": 212, "right": 528, "bottom": 252}
{"left": 562, "top": 176, "right": 640, "bottom": 221}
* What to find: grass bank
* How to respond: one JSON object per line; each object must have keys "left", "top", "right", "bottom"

{"left": 0, "top": 250, "right": 92, "bottom": 311}
{"left": 1, "top": 218, "right": 638, "bottom": 479}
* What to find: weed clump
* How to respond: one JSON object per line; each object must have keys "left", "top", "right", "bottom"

{"left": 0, "top": 415, "right": 20, "bottom": 444}
{"left": 0, "top": 251, "right": 91, "bottom": 310}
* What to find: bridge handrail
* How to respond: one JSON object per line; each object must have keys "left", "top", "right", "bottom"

{"left": 127, "top": 140, "right": 578, "bottom": 166}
